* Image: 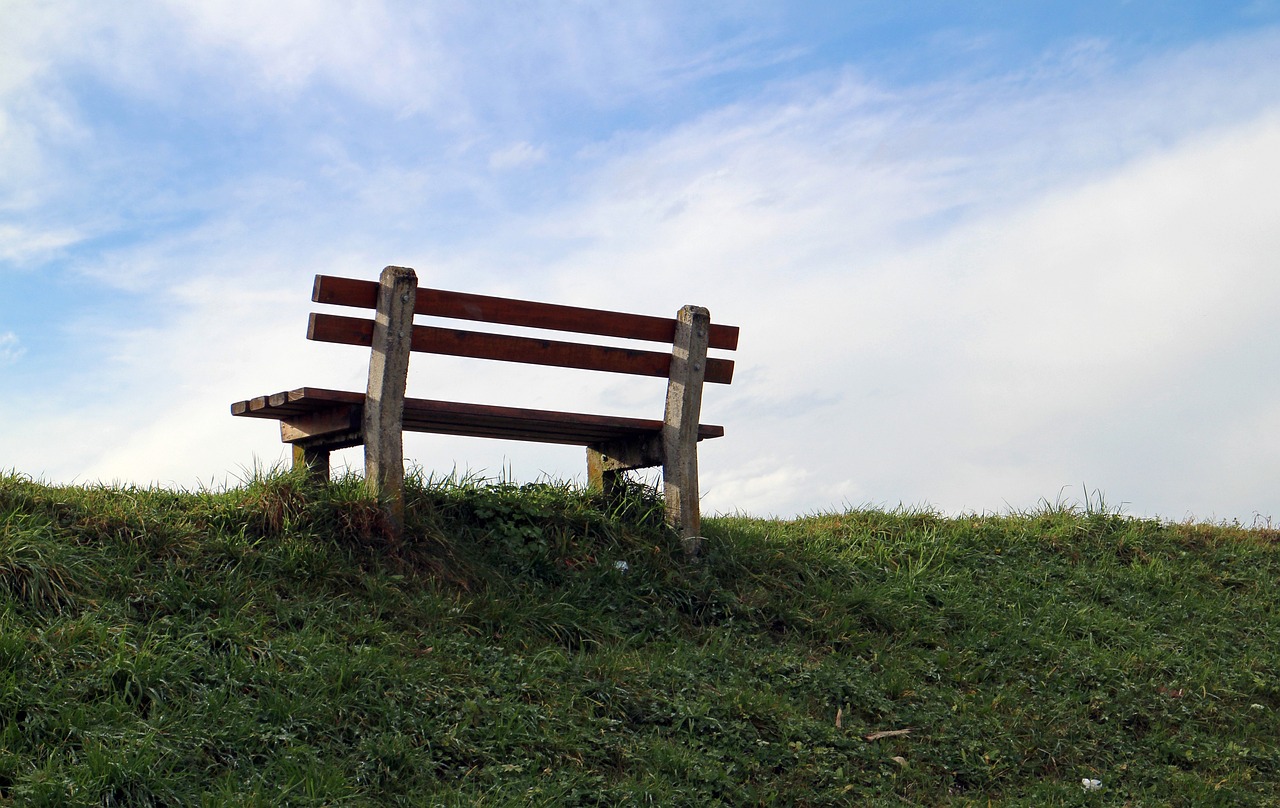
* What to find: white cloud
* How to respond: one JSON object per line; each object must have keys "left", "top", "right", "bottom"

{"left": 882, "top": 114, "right": 1280, "bottom": 516}
{"left": 0, "top": 332, "right": 22, "bottom": 365}
{"left": 0, "top": 3, "right": 96, "bottom": 212}
{"left": 0, "top": 1, "right": 773, "bottom": 133}
{"left": 489, "top": 142, "right": 547, "bottom": 171}
{"left": 504, "top": 31, "right": 1280, "bottom": 519}
{"left": 0, "top": 2, "right": 71, "bottom": 100}
{"left": 0, "top": 225, "right": 82, "bottom": 265}
{"left": 154, "top": 0, "right": 448, "bottom": 114}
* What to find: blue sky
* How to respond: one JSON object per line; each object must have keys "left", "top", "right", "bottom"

{"left": 4, "top": 1, "right": 1280, "bottom": 522}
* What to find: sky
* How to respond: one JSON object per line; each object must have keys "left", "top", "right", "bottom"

{"left": 3, "top": 1, "right": 1280, "bottom": 523}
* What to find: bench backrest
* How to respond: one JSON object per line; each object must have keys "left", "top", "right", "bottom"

{"left": 306, "top": 275, "right": 738, "bottom": 383}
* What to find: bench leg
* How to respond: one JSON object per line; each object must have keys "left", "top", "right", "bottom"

{"left": 363, "top": 266, "right": 418, "bottom": 536}
{"left": 662, "top": 305, "right": 711, "bottom": 559}
{"left": 662, "top": 450, "right": 701, "bottom": 556}
{"left": 586, "top": 448, "right": 626, "bottom": 500}
{"left": 292, "top": 444, "right": 330, "bottom": 484}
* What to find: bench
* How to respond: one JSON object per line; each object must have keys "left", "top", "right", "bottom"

{"left": 231, "top": 266, "right": 739, "bottom": 554}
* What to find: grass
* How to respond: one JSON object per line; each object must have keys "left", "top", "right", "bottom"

{"left": 1, "top": 469, "right": 1278, "bottom": 805}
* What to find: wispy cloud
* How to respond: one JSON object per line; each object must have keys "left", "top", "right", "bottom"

{"left": 0, "top": 225, "right": 82, "bottom": 266}
{"left": 503, "top": 29, "right": 1280, "bottom": 517}
{"left": 488, "top": 142, "right": 547, "bottom": 171}
{"left": 0, "top": 332, "right": 23, "bottom": 365}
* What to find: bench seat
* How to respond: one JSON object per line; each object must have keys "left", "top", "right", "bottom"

{"left": 232, "top": 386, "right": 725, "bottom": 448}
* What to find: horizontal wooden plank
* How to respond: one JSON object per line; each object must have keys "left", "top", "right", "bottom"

{"left": 231, "top": 387, "right": 363, "bottom": 418}
{"left": 230, "top": 387, "right": 723, "bottom": 446}
{"left": 308, "top": 313, "right": 735, "bottom": 384}
{"left": 312, "top": 274, "right": 739, "bottom": 351}
{"left": 306, "top": 312, "right": 372, "bottom": 350}
{"left": 405, "top": 397, "right": 725, "bottom": 443}
{"left": 399, "top": 401, "right": 723, "bottom": 443}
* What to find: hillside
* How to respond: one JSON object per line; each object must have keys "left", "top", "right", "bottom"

{"left": 2, "top": 471, "right": 1278, "bottom": 806}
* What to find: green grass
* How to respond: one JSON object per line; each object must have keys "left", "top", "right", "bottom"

{"left": 2, "top": 469, "right": 1278, "bottom": 805}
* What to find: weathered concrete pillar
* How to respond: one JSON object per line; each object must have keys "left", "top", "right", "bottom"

{"left": 662, "top": 305, "right": 710, "bottom": 558}
{"left": 363, "top": 265, "right": 418, "bottom": 533}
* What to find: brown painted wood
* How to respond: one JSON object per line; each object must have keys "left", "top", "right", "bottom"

{"left": 307, "top": 312, "right": 374, "bottom": 348}
{"left": 231, "top": 387, "right": 363, "bottom": 418}
{"left": 312, "top": 274, "right": 740, "bottom": 350}
{"left": 308, "top": 313, "right": 735, "bottom": 383}
{"left": 232, "top": 387, "right": 724, "bottom": 446}
{"left": 398, "top": 397, "right": 724, "bottom": 444}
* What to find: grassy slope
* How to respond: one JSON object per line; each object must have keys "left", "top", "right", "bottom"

{"left": 1, "top": 470, "right": 1278, "bottom": 806}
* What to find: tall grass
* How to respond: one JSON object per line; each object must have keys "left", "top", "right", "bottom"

{"left": 1, "top": 469, "right": 1278, "bottom": 805}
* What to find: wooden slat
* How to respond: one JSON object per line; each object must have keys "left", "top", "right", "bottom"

{"left": 231, "top": 387, "right": 363, "bottom": 418}
{"left": 312, "top": 275, "right": 740, "bottom": 351}
{"left": 231, "top": 387, "right": 724, "bottom": 445}
{"left": 401, "top": 399, "right": 722, "bottom": 438}
{"left": 306, "top": 312, "right": 372, "bottom": 349}
{"left": 403, "top": 397, "right": 725, "bottom": 443}
{"left": 308, "top": 313, "right": 736, "bottom": 384}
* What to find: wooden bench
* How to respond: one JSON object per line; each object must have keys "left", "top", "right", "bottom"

{"left": 231, "top": 266, "right": 738, "bottom": 554}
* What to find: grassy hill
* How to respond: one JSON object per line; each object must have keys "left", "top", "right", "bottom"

{"left": 2, "top": 470, "right": 1278, "bottom": 806}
